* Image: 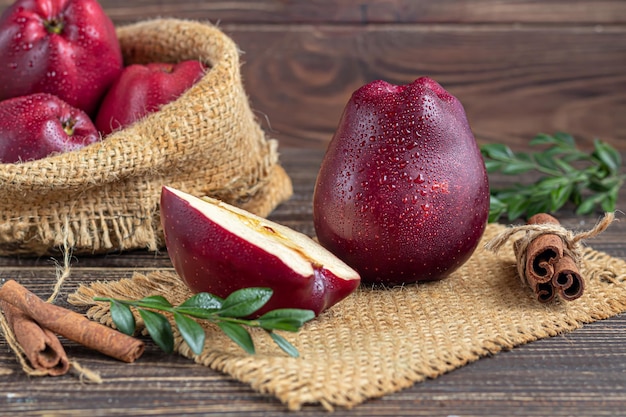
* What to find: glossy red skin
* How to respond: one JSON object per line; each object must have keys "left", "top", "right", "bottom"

{"left": 0, "top": 93, "right": 100, "bottom": 163}
{"left": 0, "top": 0, "right": 123, "bottom": 116}
{"left": 313, "top": 77, "right": 489, "bottom": 285}
{"left": 95, "top": 60, "right": 206, "bottom": 135}
{"left": 160, "top": 187, "right": 359, "bottom": 317}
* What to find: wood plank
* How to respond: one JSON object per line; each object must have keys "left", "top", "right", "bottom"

{"left": 224, "top": 24, "right": 626, "bottom": 150}
{"left": 50, "top": 1, "right": 626, "bottom": 24}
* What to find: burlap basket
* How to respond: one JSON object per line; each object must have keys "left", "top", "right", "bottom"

{"left": 0, "top": 19, "right": 292, "bottom": 256}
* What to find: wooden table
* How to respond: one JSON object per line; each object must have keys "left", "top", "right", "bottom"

{"left": 1, "top": 147, "right": 625, "bottom": 416}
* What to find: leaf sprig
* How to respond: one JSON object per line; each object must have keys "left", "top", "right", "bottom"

{"left": 481, "top": 132, "right": 624, "bottom": 222}
{"left": 94, "top": 288, "right": 315, "bottom": 358}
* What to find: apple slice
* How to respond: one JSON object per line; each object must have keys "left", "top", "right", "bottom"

{"left": 160, "top": 186, "right": 361, "bottom": 316}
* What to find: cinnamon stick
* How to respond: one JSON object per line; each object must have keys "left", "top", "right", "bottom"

{"left": 521, "top": 213, "right": 584, "bottom": 302}
{"left": 1, "top": 300, "right": 70, "bottom": 376}
{"left": 526, "top": 213, "right": 564, "bottom": 283}
{"left": 0, "top": 280, "right": 144, "bottom": 363}
{"left": 552, "top": 255, "right": 585, "bottom": 301}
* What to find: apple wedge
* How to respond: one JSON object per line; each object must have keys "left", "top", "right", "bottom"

{"left": 160, "top": 186, "right": 361, "bottom": 316}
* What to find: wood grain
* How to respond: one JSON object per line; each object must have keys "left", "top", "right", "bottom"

{"left": 1, "top": 0, "right": 621, "bottom": 24}
{"left": 0, "top": 1, "right": 624, "bottom": 150}
{"left": 226, "top": 24, "right": 626, "bottom": 150}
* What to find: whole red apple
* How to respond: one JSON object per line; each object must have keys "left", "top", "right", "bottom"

{"left": 0, "top": 93, "right": 100, "bottom": 163}
{"left": 313, "top": 77, "right": 490, "bottom": 285}
{"left": 0, "top": 0, "right": 123, "bottom": 116}
{"left": 95, "top": 60, "right": 206, "bottom": 135}
{"left": 160, "top": 186, "right": 361, "bottom": 317}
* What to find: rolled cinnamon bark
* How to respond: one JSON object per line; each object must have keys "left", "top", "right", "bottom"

{"left": 523, "top": 213, "right": 584, "bottom": 302}
{"left": 526, "top": 213, "right": 564, "bottom": 284}
{"left": 1, "top": 301, "right": 70, "bottom": 376}
{"left": 552, "top": 255, "right": 585, "bottom": 301}
{"left": 0, "top": 280, "right": 144, "bottom": 363}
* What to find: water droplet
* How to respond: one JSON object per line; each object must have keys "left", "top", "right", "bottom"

{"left": 414, "top": 174, "right": 425, "bottom": 184}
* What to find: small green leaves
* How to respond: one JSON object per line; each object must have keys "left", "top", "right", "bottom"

{"left": 139, "top": 309, "right": 174, "bottom": 353}
{"left": 219, "top": 288, "right": 273, "bottom": 318}
{"left": 94, "top": 288, "right": 314, "bottom": 358}
{"left": 110, "top": 300, "right": 135, "bottom": 336}
{"left": 481, "top": 133, "right": 624, "bottom": 222}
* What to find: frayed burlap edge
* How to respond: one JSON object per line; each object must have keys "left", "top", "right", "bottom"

{"left": 0, "top": 19, "right": 293, "bottom": 256}
{"left": 68, "top": 223, "right": 626, "bottom": 411}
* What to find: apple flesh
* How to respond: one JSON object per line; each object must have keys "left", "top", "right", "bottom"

{"left": 0, "top": 0, "right": 123, "bottom": 116}
{"left": 0, "top": 93, "right": 100, "bottom": 163}
{"left": 160, "top": 186, "right": 361, "bottom": 316}
{"left": 313, "top": 77, "right": 490, "bottom": 285}
{"left": 96, "top": 60, "right": 206, "bottom": 135}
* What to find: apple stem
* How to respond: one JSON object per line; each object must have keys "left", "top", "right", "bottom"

{"left": 61, "top": 118, "right": 76, "bottom": 136}
{"left": 43, "top": 17, "right": 65, "bottom": 35}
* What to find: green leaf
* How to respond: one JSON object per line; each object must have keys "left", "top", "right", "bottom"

{"left": 593, "top": 139, "right": 621, "bottom": 173}
{"left": 550, "top": 184, "right": 573, "bottom": 212}
{"left": 257, "top": 309, "right": 316, "bottom": 332}
{"left": 179, "top": 292, "right": 224, "bottom": 310}
{"left": 139, "top": 309, "right": 174, "bottom": 353}
{"left": 173, "top": 312, "right": 206, "bottom": 355}
{"left": 219, "top": 288, "right": 273, "bottom": 318}
{"left": 137, "top": 295, "right": 173, "bottom": 309}
{"left": 575, "top": 197, "right": 600, "bottom": 216}
{"left": 601, "top": 189, "right": 618, "bottom": 212}
{"left": 500, "top": 159, "right": 536, "bottom": 175}
{"left": 487, "top": 195, "right": 508, "bottom": 223}
{"left": 480, "top": 143, "right": 514, "bottom": 160}
{"left": 552, "top": 131, "right": 576, "bottom": 147}
{"left": 110, "top": 300, "right": 136, "bottom": 336}
{"left": 218, "top": 321, "right": 255, "bottom": 354}
{"left": 529, "top": 133, "right": 557, "bottom": 146}
{"left": 176, "top": 292, "right": 224, "bottom": 318}
{"left": 533, "top": 152, "right": 560, "bottom": 172}
{"left": 483, "top": 159, "right": 504, "bottom": 173}
{"left": 269, "top": 332, "right": 300, "bottom": 358}
{"left": 553, "top": 158, "right": 576, "bottom": 174}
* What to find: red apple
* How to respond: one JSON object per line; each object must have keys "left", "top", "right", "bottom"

{"left": 95, "top": 60, "right": 206, "bottom": 135}
{"left": 313, "top": 77, "right": 490, "bottom": 285}
{"left": 0, "top": 0, "right": 123, "bottom": 116}
{"left": 0, "top": 93, "right": 100, "bottom": 163}
{"left": 160, "top": 186, "right": 361, "bottom": 316}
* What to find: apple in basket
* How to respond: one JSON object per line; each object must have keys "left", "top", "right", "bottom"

{"left": 0, "top": 0, "right": 123, "bottom": 116}
{"left": 95, "top": 60, "right": 206, "bottom": 135}
{"left": 0, "top": 93, "right": 100, "bottom": 163}
{"left": 160, "top": 186, "right": 361, "bottom": 316}
{"left": 313, "top": 77, "right": 490, "bottom": 285}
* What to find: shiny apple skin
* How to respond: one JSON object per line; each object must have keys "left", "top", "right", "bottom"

{"left": 0, "top": 93, "right": 100, "bottom": 163}
{"left": 313, "top": 77, "right": 490, "bottom": 285}
{"left": 0, "top": 0, "right": 123, "bottom": 116}
{"left": 160, "top": 187, "right": 360, "bottom": 316}
{"left": 95, "top": 60, "right": 206, "bottom": 135}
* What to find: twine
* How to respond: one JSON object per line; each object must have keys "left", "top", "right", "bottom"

{"left": 484, "top": 212, "right": 616, "bottom": 285}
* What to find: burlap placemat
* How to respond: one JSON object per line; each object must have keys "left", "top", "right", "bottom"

{"left": 69, "top": 223, "right": 626, "bottom": 411}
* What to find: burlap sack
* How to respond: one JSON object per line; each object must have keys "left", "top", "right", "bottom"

{"left": 0, "top": 19, "right": 292, "bottom": 256}
{"left": 70, "top": 223, "right": 626, "bottom": 411}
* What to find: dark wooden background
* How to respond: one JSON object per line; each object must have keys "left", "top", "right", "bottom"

{"left": 1, "top": 0, "right": 624, "bottom": 151}
{"left": 1, "top": 1, "right": 626, "bottom": 415}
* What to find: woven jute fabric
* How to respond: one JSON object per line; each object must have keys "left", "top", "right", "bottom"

{"left": 0, "top": 19, "right": 292, "bottom": 256}
{"left": 69, "top": 223, "right": 626, "bottom": 411}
